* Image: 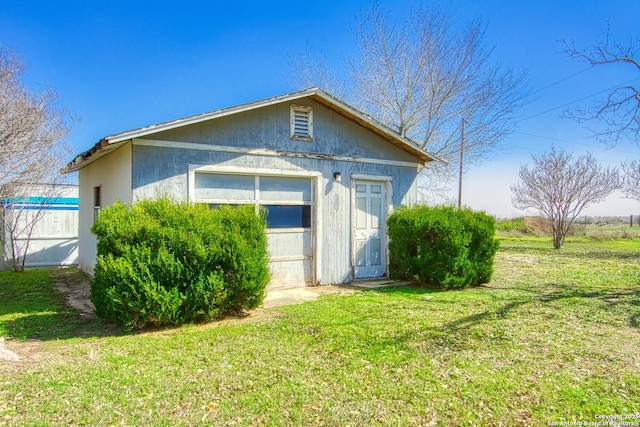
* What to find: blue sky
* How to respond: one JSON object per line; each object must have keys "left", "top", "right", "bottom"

{"left": 1, "top": 0, "right": 639, "bottom": 217}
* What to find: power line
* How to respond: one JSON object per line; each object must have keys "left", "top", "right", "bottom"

{"left": 528, "top": 66, "right": 595, "bottom": 97}
{"left": 499, "top": 143, "right": 629, "bottom": 166}
{"left": 513, "top": 131, "right": 640, "bottom": 155}
{"left": 517, "top": 76, "right": 640, "bottom": 123}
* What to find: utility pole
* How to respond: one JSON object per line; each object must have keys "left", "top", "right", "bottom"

{"left": 457, "top": 118, "right": 465, "bottom": 209}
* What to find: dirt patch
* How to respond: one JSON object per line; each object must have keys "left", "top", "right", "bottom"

{"left": 50, "top": 268, "right": 97, "bottom": 320}
{"left": 0, "top": 339, "right": 50, "bottom": 373}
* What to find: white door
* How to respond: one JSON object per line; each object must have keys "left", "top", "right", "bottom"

{"left": 353, "top": 180, "right": 386, "bottom": 279}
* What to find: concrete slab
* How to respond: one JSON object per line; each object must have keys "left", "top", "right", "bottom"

{"left": 262, "top": 288, "right": 322, "bottom": 309}
{"left": 261, "top": 280, "right": 410, "bottom": 308}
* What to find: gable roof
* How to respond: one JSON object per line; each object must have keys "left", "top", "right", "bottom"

{"left": 63, "top": 87, "right": 440, "bottom": 172}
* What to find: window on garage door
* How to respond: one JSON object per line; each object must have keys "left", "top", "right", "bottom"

{"left": 195, "top": 173, "right": 312, "bottom": 229}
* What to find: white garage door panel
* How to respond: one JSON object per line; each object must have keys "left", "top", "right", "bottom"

{"left": 269, "top": 258, "right": 313, "bottom": 287}
{"left": 194, "top": 173, "right": 254, "bottom": 200}
{"left": 266, "top": 230, "right": 312, "bottom": 258}
{"left": 259, "top": 176, "right": 311, "bottom": 202}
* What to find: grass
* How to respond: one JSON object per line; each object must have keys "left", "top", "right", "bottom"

{"left": 0, "top": 268, "right": 110, "bottom": 340}
{"left": 1, "top": 241, "right": 640, "bottom": 426}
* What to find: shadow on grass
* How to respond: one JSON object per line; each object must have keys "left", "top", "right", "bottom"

{"left": 333, "top": 282, "right": 640, "bottom": 358}
{"left": 1, "top": 311, "right": 122, "bottom": 341}
{"left": 0, "top": 268, "right": 124, "bottom": 341}
{"left": 373, "top": 282, "right": 640, "bottom": 334}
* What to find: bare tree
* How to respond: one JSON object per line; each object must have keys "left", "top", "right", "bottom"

{"left": 511, "top": 149, "right": 620, "bottom": 249}
{"left": 289, "top": 43, "right": 349, "bottom": 102}
{"left": 621, "top": 159, "right": 640, "bottom": 201}
{"left": 0, "top": 45, "right": 73, "bottom": 270}
{"left": 290, "top": 2, "right": 528, "bottom": 195}
{"left": 563, "top": 25, "right": 640, "bottom": 145}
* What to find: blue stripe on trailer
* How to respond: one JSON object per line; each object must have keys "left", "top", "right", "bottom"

{"left": 0, "top": 196, "right": 79, "bottom": 205}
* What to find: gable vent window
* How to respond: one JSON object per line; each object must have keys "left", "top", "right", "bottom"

{"left": 290, "top": 105, "right": 313, "bottom": 141}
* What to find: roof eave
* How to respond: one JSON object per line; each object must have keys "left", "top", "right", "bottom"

{"left": 62, "top": 138, "right": 129, "bottom": 173}
{"left": 63, "top": 87, "right": 443, "bottom": 171}
{"left": 308, "top": 89, "right": 441, "bottom": 165}
{"left": 104, "top": 87, "right": 322, "bottom": 144}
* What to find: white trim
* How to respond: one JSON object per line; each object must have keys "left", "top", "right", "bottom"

{"left": 188, "top": 163, "right": 323, "bottom": 178}
{"left": 196, "top": 198, "right": 255, "bottom": 205}
{"left": 254, "top": 175, "right": 260, "bottom": 202}
{"left": 136, "top": 138, "right": 422, "bottom": 169}
{"left": 265, "top": 228, "right": 310, "bottom": 234}
{"left": 313, "top": 174, "right": 322, "bottom": 285}
{"left": 188, "top": 168, "right": 321, "bottom": 286}
{"left": 199, "top": 199, "right": 313, "bottom": 206}
{"left": 351, "top": 173, "right": 393, "bottom": 182}
{"left": 351, "top": 178, "right": 359, "bottom": 280}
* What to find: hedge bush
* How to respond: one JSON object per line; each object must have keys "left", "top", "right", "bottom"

{"left": 90, "top": 198, "right": 270, "bottom": 329}
{"left": 388, "top": 205, "right": 499, "bottom": 289}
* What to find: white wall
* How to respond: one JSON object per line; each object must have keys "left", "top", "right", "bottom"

{"left": 77, "top": 142, "right": 132, "bottom": 274}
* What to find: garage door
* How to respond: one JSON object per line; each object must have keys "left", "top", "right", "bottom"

{"left": 194, "top": 173, "right": 314, "bottom": 288}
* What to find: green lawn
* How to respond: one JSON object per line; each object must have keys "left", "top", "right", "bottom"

{"left": 1, "top": 240, "right": 639, "bottom": 426}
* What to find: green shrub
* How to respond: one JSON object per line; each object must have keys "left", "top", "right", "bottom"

{"left": 388, "top": 206, "right": 499, "bottom": 289}
{"left": 495, "top": 217, "right": 526, "bottom": 233}
{"left": 90, "top": 198, "right": 270, "bottom": 329}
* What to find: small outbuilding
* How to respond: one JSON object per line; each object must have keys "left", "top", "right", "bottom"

{"left": 64, "top": 88, "right": 436, "bottom": 288}
{"left": 1, "top": 183, "right": 78, "bottom": 270}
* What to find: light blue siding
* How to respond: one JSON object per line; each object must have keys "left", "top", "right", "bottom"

{"left": 148, "top": 99, "right": 419, "bottom": 164}
{"left": 83, "top": 95, "right": 424, "bottom": 285}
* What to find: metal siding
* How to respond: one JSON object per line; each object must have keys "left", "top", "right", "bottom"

{"left": 76, "top": 95, "right": 423, "bottom": 284}
{"left": 146, "top": 99, "right": 419, "bottom": 164}
{"left": 1, "top": 185, "right": 79, "bottom": 270}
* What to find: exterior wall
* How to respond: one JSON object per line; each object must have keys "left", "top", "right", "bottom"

{"left": 1, "top": 184, "right": 79, "bottom": 270}
{"left": 148, "top": 99, "right": 419, "bottom": 164}
{"left": 77, "top": 142, "right": 132, "bottom": 274}
{"left": 76, "top": 95, "right": 424, "bottom": 284}
{"left": 131, "top": 96, "right": 422, "bottom": 285}
{"left": 131, "top": 145, "right": 420, "bottom": 285}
